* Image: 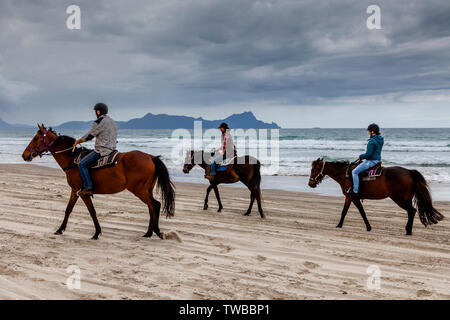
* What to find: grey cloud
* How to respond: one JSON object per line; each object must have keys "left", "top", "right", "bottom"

{"left": 0, "top": 0, "right": 449, "bottom": 126}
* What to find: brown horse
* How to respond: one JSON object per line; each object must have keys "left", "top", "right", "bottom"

{"left": 182, "top": 150, "right": 264, "bottom": 218}
{"left": 22, "top": 124, "right": 175, "bottom": 240}
{"left": 308, "top": 158, "right": 444, "bottom": 235}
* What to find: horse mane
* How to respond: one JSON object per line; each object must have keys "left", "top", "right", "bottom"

{"left": 330, "top": 160, "right": 350, "bottom": 166}
{"left": 315, "top": 158, "right": 349, "bottom": 167}
{"left": 55, "top": 135, "right": 76, "bottom": 145}
{"left": 53, "top": 134, "right": 88, "bottom": 157}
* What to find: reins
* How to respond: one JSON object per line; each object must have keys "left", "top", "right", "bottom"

{"left": 310, "top": 160, "right": 360, "bottom": 185}
{"left": 54, "top": 145, "right": 77, "bottom": 154}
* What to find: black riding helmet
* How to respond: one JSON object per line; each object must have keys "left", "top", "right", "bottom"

{"left": 218, "top": 122, "right": 229, "bottom": 130}
{"left": 94, "top": 103, "right": 108, "bottom": 117}
{"left": 367, "top": 123, "right": 380, "bottom": 134}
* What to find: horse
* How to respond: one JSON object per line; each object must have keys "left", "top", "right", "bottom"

{"left": 22, "top": 124, "right": 175, "bottom": 240}
{"left": 308, "top": 158, "right": 444, "bottom": 235}
{"left": 182, "top": 150, "right": 264, "bottom": 218}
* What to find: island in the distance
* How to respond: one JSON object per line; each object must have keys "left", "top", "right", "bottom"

{"left": 55, "top": 111, "right": 280, "bottom": 130}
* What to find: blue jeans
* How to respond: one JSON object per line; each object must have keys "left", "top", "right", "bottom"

{"left": 352, "top": 160, "right": 380, "bottom": 193}
{"left": 210, "top": 154, "right": 224, "bottom": 175}
{"left": 79, "top": 151, "right": 101, "bottom": 190}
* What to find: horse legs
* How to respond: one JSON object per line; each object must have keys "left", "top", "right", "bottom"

{"left": 352, "top": 198, "right": 372, "bottom": 232}
{"left": 256, "top": 187, "right": 265, "bottom": 219}
{"left": 336, "top": 196, "right": 352, "bottom": 228}
{"left": 55, "top": 190, "right": 79, "bottom": 235}
{"left": 131, "top": 189, "right": 162, "bottom": 239}
{"left": 244, "top": 191, "right": 256, "bottom": 216}
{"left": 213, "top": 185, "right": 223, "bottom": 212}
{"left": 151, "top": 198, "right": 163, "bottom": 239}
{"left": 392, "top": 197, "right": 416, "bottom": 236}
{"left": 80, "top": 195, "right": 101, "bottom": 240}
{"left": 204, "top": 185, "right": 213, "bottom": 210}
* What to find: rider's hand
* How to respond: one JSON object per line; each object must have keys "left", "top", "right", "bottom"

{"left": 73, "top": 139, "right": 83, "bottom": 147}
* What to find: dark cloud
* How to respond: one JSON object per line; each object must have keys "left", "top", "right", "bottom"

{"left": 0, "top": 0, "right": 449, "bottom": 127}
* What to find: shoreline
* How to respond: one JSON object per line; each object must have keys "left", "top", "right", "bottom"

{"left": 7, "top": 162, "right": 450, "bottom": 202}
{"left": 0, "top": 163, "right": 449, "bottom": 299}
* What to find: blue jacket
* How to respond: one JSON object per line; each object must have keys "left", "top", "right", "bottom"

{"left": 360, "top": 135, "right": 384, "bottom": 161}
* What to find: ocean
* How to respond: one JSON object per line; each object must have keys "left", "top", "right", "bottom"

{"left": 1, "top": 128, "right": 449, "bottom": 200}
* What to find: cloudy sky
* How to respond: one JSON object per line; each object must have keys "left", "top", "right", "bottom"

{"left": 0, "top": 0, "right": 449, "bottom": 128}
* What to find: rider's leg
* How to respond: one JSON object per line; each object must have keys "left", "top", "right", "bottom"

{"left": 352, "top": 160, "right": 379, "bottom": 193}
{"left": 78, "top": 151, "right": 101, "bottom": 190}
{"left": 210, "top": 154, "right": 223, "bottom": 176}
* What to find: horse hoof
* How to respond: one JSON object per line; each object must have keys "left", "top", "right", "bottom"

{"left": 91, "top": 236, "right": 99, "bottom": 240}
{"left": 143, "top": 233, "right": 153, "bottom": 238}
{"left": 244, "top": 212, "right": 251, "bottom": 216}
{"left": 55, "top": 230, "right": 63, "bottom": 235}
{"left": 366, "top": 227, "right": 372, "bottom": 232}
{"left": 157, "top": 232, "right": 164, "bottom": 240}
{"left": 336, "top": 224, "right": 343, "bottom": 228}
{"left": 260, "top": 214, "right": 266, "bottom": 219}
{"left": 203, "top": 206, "right": 208, "bottom": 210}
{"left": 217, "top": 208, "right": 222, "bottom": 213}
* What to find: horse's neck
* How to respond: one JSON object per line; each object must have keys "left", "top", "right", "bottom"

{"left": 325, "top": 163, "right": 348, "bottom": 185}
{"left": 196, "top": 152, "right": 208, "bottom": 170}
{"left": 50, "top": 145, "right": 75, "bottom": 170}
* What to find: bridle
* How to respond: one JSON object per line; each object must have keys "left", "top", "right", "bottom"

{"left": 26, "top": 129, "right": 74, "bottom": 158}
{"left": 309, "top": 160, "right": 326, "bottom": 185}
{"left": 26, "top": 129, "right": 56, "bottom": 158}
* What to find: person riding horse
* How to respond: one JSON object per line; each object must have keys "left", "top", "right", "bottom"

{"left": 348, "top": 123, "right": 384, "bottom": 196}
{"left": 73, "top": 103, "right": 118, "bottom": 197}
{"left": 205, "top": 122, "right": 236, "bottom": 182}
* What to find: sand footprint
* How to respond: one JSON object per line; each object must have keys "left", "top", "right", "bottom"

{"left": 303, "top": 261, "right": 320, "bottom": 269}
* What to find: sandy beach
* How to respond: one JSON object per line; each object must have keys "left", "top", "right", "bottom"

{"left": 0, "top": 163, "right": 449, "bottom": 300}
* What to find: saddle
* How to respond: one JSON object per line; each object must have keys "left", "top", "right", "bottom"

{"left": 362, "top": 162, "right": 383, "bottom": 181}
{"left": 346, "top": 162, "right": 383, "bottom": 181}
{"left": 216, "top": 156, "right": 237, "bottom": 172}
{"left": 74, "top": 149, "right": 120, "bottom": 170}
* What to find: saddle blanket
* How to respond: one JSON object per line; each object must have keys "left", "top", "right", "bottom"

{"left": 346, "top": 162, "right": 383, "bottom": 181}
{"left": 74, "top": 150, "right": 120, "bottom": 169}
{"left": 361, "top": 164, "right": 383, "bottom": 181}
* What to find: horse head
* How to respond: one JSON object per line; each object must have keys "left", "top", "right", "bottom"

{"left": 308, "top": 158, "right": 325, "bottom": 188}
{"left": 182, "top": 150, "right": 207, "bottom": 173}
{"left": 22, "top": 124, "right": 59, "bottom": 161}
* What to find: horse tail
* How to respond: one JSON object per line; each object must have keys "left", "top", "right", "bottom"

{"left": 410, "top": 170, "right": 444, "bottom": 226}
{"left": 152, "top": 156, "right": 175, "bottom": 218}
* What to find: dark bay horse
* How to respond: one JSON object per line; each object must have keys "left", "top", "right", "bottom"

{"left": 22, "top": 124, "right": 175, "bottom": 239}
{"left": 308, "top": 158, "right": 444, "bottom": 235}
{"left": 182, "top": 150, "right": 264, "bottom": 218}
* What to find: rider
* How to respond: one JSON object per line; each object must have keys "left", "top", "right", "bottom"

{"left": 350, "top": 123, "right": 384, "bottom": 196}
{"left": 73, "top": 103, "right": 118, "bottom": 196}
{"left": 206, "top": 122, "right": 235, "bottom": 182}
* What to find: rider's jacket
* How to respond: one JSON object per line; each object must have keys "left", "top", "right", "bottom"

{"left": 360, "top": 134, "right": 384, "bottom": 161}
{"left": 81, "top": 115, "right": 118, "bottom": 156}
{"left": 220, "top": 131, "right": 235, "bottom": 158}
